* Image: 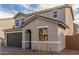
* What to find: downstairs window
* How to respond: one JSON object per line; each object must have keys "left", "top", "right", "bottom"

{"left": 39, "top": 28, "right": 48, "bottom": 41}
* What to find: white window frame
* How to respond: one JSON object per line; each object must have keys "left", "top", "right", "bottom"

{"left": 38, "top": 26, "right": 49, "bottom": 41}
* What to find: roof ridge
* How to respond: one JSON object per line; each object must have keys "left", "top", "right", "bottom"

{"left": 14, "top": 4, "right": 72, "bottom": 18}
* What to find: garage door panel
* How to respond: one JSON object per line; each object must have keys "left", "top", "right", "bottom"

{"left": 7, "top": 32, "right": 22, "bottom": 48}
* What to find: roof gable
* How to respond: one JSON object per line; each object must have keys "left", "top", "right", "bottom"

{"left": 18, "top": 15, "right": 68, "bottom": 29}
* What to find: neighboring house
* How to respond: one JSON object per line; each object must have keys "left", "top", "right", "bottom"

{"left": 0, "top": 18, "right": 14, "bottom": 47}
{"left": 3, "top": 4, "right": 74, "bottom": 52}
{"left": 73, "top": 23, "right": 79, "bottom": 34}
{"left": 0, "top": 18, "right": 14, "bottom": 40}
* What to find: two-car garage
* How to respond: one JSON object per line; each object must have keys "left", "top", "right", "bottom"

{"left": 7, "top": 32, "right": 22, "bottom": 48}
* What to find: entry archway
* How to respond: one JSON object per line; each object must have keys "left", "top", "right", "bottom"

{"left": 25, "top": 29, "right": 31, "bottom": 49}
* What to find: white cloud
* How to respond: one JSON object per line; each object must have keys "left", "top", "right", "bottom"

{"left": 72, "top": 5, "right": 79, "bottom": 25}
{"left": 21, "top": 4, "right": 64, "bottom": 12}
{"left": 72, "top": 4, "right": 79, "bottom": 9}
{"left": 73, "top": 20, "right": 79, "bottom": 25}
{"left": 0, "top": 10, "right": 14, "bottom": 19}
{"left": 21, "top": 4, "right": 32, "bottom": 10}
{"left": 37, "top": 4, "right": 63, "bottom": 10}
{"left": 21, "top": 4, "right": 37, "bottom": 11}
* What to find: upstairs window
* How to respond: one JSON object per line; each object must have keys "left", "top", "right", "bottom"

{"left": 21, "top": 18, "right": 25, "bottom": 25}
{"left": 53, "top": 11, "right": 57, "bottom": 18}
{"left": 15, "top": 20, "right": 19, "bottom": 26}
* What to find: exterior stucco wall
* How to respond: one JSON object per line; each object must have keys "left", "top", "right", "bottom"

{"left": 58, "top": 26, "right": 65, "bottom": 51}
{"left": 21, "top": 18, "right": 61, "bottom": 52}
{"left": 37, "top": 8, "right": 65, "bottom": 23}
{"left": 0, "top": 19, "right": 14, "bottom": 39}
{"left": 65, "top": 8, "right": 73, "bottom": 35}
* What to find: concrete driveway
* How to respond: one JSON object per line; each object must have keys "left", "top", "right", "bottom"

{"left": 0, "top": 47, "right": 23, "bottom": 55}
{"left": 1, "top": 47, "right": 79, "bottom": 55}
{"left": 0, "top": 47, "right": 54, "bottom": 55}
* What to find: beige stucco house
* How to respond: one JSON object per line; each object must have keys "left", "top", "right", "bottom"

{"left": 0, "top": 18, "right": 14, "bottom": 46}
{"left": 3, "top": 4, "right": 74, "bottom": 52}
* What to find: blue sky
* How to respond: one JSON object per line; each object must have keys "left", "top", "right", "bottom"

{"left": 0, "top": 4, "right": 40, "bottom": 15}
{"left": 0, "top": 4, "right": 79, "bottom": 24}
{"left": 0, "top": 4, "right": 62, "bottom": 18}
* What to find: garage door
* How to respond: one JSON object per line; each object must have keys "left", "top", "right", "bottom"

{"left": 7, "top": 32, "right": 22, "bottom": 48}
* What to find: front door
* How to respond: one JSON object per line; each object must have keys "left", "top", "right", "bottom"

{"left": 25, "top": 30, "right": 31, "bottom": 49}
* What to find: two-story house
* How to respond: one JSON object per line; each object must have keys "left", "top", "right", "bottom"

{"left": 3, "top": 4, "right": 74, "bottom": 52}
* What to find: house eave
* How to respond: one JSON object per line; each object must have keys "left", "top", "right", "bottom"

{"left": 2, "top": 28, "right": 21, "bottom": 32}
